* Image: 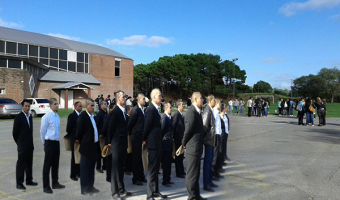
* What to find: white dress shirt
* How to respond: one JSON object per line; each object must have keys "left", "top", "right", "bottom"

{"left": 223, "top": 114, "right": 229, "bottom": 134}
{"left": 22, "top": 110, "right": 30, "bottom": 127}
{"left": 192, "top": 104, "right": 201, "bottom": 114}
{"left": 152, "top": 101, "right": 160, "bottom": 113}
{"left": 86, "top": 110, "right": 99, "bottom": 142}
{"left": 165, "top": 112, "right": 171, "bottom": 120}
{"left": 40, "top": 110, "right": 60, "bottom": 144}
{"left": 117, "top": 104, "right": 126, "bottom": 120}
{"left": 75, "top": 110, "right": 80, "bottom": 116}
{"left": 138, "top": 103, "right": 145, "bottom": 115}
{"left": 213, "top": 107, "right": 221, "bottom": 135}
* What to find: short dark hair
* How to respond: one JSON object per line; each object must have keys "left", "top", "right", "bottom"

{"left": 21, "top": 99, "right": 30, "bottom": 106}
{"left": 109, "top": 102, "right": 116, "bottom": 109}
{"left": 74, "top": 101, "right": 81, "bottom": 107}
{"left": 126, "top": 105, "right": 132, "bottom": 111}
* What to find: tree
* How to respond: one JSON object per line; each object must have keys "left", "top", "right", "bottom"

{"left": 318, "top": 67, "right": 340, "bottom": 102}
{"left": 253, "top": 81, "right": 272, "bottom": 93}
{"left": 292, "top": 74, "right": 327, "bottom": 98}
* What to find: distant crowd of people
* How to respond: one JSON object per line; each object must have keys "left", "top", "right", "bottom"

{"left": 293, "top": 97, "right": 327, "bottom": 126}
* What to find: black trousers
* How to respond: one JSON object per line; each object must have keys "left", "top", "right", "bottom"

{"left": 111, "top": 149, "right": 126, "bottom": 195}
{"left": 212, "top": 135, "right": 221, "bottom": 175}
{"left": 318, "top": 110, "right": 326, "bottom": 125}
{"left": 257, "top": 107, "right": 261, "bottom": 117}
{"left": 16, "top": 149, "right": 33, "bottom": 184}
{"left": 186, "top": 154, "right": 201, "bottom": 200}
{"left": 298, "top": 111, "right": 304, "bottom": 125}
{"left": 70, "top": 137, "right": 80, "bottom": 178}
{"left": 106, "top": 154, "right": 112, "bottom": 182}
{"left": 80, "top": 154, "right": 96, "bottom": 193}
{"left": 131, "top": 136, "right": 145, "bottom": 183}
{"left": 96, "top": 150, "right": 106, "bottom": 170}
{"left": 125, "top": 153, "right": 132, "bottom": 172}
{"left": 162, "top": 151, "right": 172, "bottom": 184}
{"left": 248, "top": 107, "right": 252, "bottom": 117}
{"left": 43, "top": 140, "right": 60, "bottom": 188}
{"left": 175, "top": 143, "right": 185, "bottom": 176}
{"left": 147, "top": 149, "right": 161, "bottom": 198}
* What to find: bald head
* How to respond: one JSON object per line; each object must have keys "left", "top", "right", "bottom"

{"left": 137, "top": 93, "right": 146, "bottom": 106}
{"left": 150, "top": 88, "right": 162, "bottom": 105}
{"left": 191, "top": 92, "right": 203, "bottom": 108}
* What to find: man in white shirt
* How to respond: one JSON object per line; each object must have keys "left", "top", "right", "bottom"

{"left": 228, "top": 99, "right": 233, "bottom": 115}
{"left": 212, "top": 100, "right": 223, "bottom": 179}
{"left": 40, "top": 98, "right": 65, "bottom": 194}
{"left": 247, "top": 97, "right": 253, "bottom": 117}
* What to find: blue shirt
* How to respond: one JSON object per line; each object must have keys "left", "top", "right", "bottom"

{"left": 40, "top": 110, "right": 60, "bottom": 144}
{"left": 86, "top": 110, "right": 99, "bottom": 142}
{"left": 213, "top": 107, "right": 221, "bottom": 135}
{"left": 223, "top": 114, "right": 229, "bottom": 134}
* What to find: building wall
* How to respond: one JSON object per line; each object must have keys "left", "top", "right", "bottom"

{"left": 89, "top": 54, "right": 134, "bottom": 98}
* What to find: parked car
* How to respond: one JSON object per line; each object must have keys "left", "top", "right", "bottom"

{"left": 0, "top": 98, "right": 22, "bottom": 118}
{"left": 26, "top": 98, "right": 50, "bottom": 117}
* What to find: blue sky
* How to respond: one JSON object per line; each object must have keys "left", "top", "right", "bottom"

{"left": 0, "top": 0, "right": 339, "bottom": 89}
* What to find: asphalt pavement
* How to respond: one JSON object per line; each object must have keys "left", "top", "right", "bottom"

{"left": 0, "top": 114, "right": 340, "bottom": 200}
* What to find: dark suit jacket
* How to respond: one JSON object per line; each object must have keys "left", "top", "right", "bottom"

{"left": 182, "top": 105, "right": 204, "bottom": 156}
{"left": 127, "top": 105, "right": 145, "bottom": 138}
{"left": 13, "top": 112, "right": 34, "bottom": 151}
{"left": 161, "top": 114, "right": 173, "bottom": 152}
{"left": 107, "top": 106, "right": 128, "bottom": 151}
{"left": 66, "top": 111, "right": 79, "bottom": 139}
{"left": 202, "top": 106, "right": 215, "bottom": 147}
{"left": 76, "top": 111, "right": 98, "bottom": 158}
{"left": 143, "top": 103, "right": 162, "bottom": 150}
{"left": 172, "top": 110, "right": 184, "bottom": 147}
{"left": 95, "top": 109, "right": 108, "bottom": 135}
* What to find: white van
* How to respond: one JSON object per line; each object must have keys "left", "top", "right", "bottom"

{"left": 26, "top": 98, "right": 50, "bottom": 117}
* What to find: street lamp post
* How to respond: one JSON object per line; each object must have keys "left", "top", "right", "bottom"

{"left": 232, "top": 58, "right": 238, "bottom": 99}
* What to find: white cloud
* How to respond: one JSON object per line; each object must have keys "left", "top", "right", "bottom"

{"left": 47, "top": 33, "right": 80, "bottom": 41}
{"left": 279, "top": 0, "right": 340, "bottom": 17}
{"left": 0, "top": 18, "right": 23, "bottom": 28}
{"left": 106, "top": 35, "right": 172, "bottom": 47}
{"left": 261, "top": 57, "right": 285, "bottom": 63}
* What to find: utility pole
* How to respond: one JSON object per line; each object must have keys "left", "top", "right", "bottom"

{"left": 291, "top": 79, "right": 293, "bottom": 97}
{"left": 232, "top": 58, "right": 238, "bottom": 99}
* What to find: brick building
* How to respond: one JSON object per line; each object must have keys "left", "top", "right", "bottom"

{"left": 0, "top": 26, "right": 133, "bottom": 109}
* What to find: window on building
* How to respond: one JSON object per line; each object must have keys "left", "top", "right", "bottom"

{"left": 68, "top": 61, "right": 76, "bottom": 72}
{"left": 50, "top": 48, "right": 58, "bottom": 59}
{"left": 29, "top": 45, "right": 38, "bottom": 57}
{"left": 59, "top": 61, "right": 67, "bottom": 70}
{"left": 0, "top": 59, "right": 6, "bottom": 68}
{"left": 0, "top": 88, "right": 5, "bottom": 95}
{"left": 115, "top": 60, "right": 120, "bottom": 77}
{"left": 40, "top": 47, "right": 48, "bottom": 58}
{"left": 85, "top": 64, "right": 88, "bottom": 73}
{"left": 50, "top": 59, "right": 58, "bottom": 68}
{"left": 59, "top": 49, "right": 67, "bottom": 60}
{"left": 85, "top": 53, "right": 88, "bottom": 63}
{"left": 30, "top": 57, "right": 38, "bottom": 62}
{"left": 6, "top": 42, "right": 17, "bottom": 54}
{"left": 40, "top": 58, "right": 48, "bottom": 65}
{"left": 77, "top": 52, "right": 84, "bottom": 62}
{"left": 0, "top": 40, "right": 5, "bottom": 53}
{"left": 18, "top": 43, "right": 28, "bottom": 55}
{"left": 8, "top": 60, "right": 21, "bottom": 69}
{"left": 77, "top": 62, "right": 84, "bottom": 73}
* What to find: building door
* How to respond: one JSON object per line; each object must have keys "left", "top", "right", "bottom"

{"left": 60, "top": 90, "right": 74, "bottom": 109}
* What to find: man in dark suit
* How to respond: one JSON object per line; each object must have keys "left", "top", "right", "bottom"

{"left": 124, "top": 105, "right": 133, "bottom": 176}
{"left": 66, "top": 101, "right": 82, "bottom": 181}
{"left": 182, "top": 92, "right": 206, "bottom": 200}
{"left": 172, "top": 100, "right": 185, "bottom": 178}
{"left": 161, "top": 103, "right": 174, "bottom": 187}
{"left": 76, "top": 98, "right": 100, "bottom": 195}
{"left": 95, "top": 100, "right": 108, "bottom": 173}
{"left": 127, "top": 94, "right": 146, "bottom": 186}
{"left": 202, "top": 95, "right": 217, "bottom": 192}
{"left": 108, "top": 91, "right": 131, "bottom": 199}
{"left": 143, "top": 88, "right": 167, "bottom": 200}
{"left": 13, "top": 99, "right": 38, "bottom": 190}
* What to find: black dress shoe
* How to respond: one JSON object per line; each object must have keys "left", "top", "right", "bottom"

{"left": 96, "top": 168, "right": 104, "bottom": 173}
{"left": 168, "top": 181, "right": 174, "bottom": 184}
{"left": 120, "top": 190, "right": 131, "bottom": 197}
{"left": 111, "top": 193, "right": 121, "bottom": 200}
{"left": 182, "top": 172, "right": 186, "bottom": 175}
{"left": 210, "top": 182, "right": 218, "bottom": 188}
{"left": 219, "top": 168, "right": 225, "bottom": 173}
{"left": 81, "top": 191, "right": 92, "bottom": 196}
{"left": 133, "top": 180, "right": 143, "bottom": 186}
{"left": 43, "top": 186, "right": 53, "bottom": 194}
{"left": 16, "top": 183, "right": 26, "bottom": 190}
{"left": 89, "top": 186, "right": 100, "bottom": 193}
{"left": 203, "top": 186, "right": 214, "bottom": 192}
{"left": 212, "top": 177, "right": 219, "bottom": 181}
{"left": 153, "top": 192, "right": 167, "bottom": 198}
{"left": 26, "top": 181, "right": 38, "bottom": 186}
{"left": 70, "top": 177, "right": 78, "bottom": 181}
{"left": 140, "top": 178, "right": 147, "bottom": 182}
{"left": 177, "top": 175, "right": 185, "bottom": 178}
{"left": 52, "top": 182, "right": 65, "bottom": 189}
{"left": 215, "top": 173, "right": 223, "bottom": 178}
{"left": 222, "top": 162, "right": 227, "bottom": 166}
{"left": 162, "top": 183, "right": 171, "bottom": 187}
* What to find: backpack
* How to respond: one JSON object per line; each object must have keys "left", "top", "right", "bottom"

{"left": 257, "top": 101, "right": 262, "bottom": 108}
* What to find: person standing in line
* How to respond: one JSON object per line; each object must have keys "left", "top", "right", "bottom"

{"left": 289, "top": 99, "right": 295, "bottom": 117}
{"left": 13, "top": 99, "right": 38, "bottom": 190}
{"left": 263, "top": 99, "right": 268, "bottom": 117}
{"left": 286, "top": 99, "right": 291, "bottom": 117}
{"left": 212, "top": 100, "right": 223, "bottom": 180}
{"left": 239, "top": 98, "right": 245, "bottom": 115}
{"left": 315, "top": 97, "right": 326, "bottom": 126}
{"left": 202, "top": 94, "right": 217, "bottom": 192}
{"left": 223, "top": 105, "right": 231, "bottom": 162}
{"left": 66, "top": 101, "right": 82, "bottom": 181}
{"left": 305, "top": 98, "right": 314, "bottom": 126}
{"left": 219, "top": 104, "right": 227, "bottom": 167}
{"left": 297, "top": 98, "right": 305, "bottom": 125}
{"left": 277, "top": 100, "right": 282, "bottom": 116}
{"left": 228, "top": 99, "right": 233, "bottom": 115}
{"left": 40, "top": 98, "right": 65, "bottom": 194}
{"left": 233, "top": 98, "right": 239, "bottom": 115}
{"left": 256, "top": 98, "right": 262, "bottom": 118}
{"left": 76, "top": 98, "right": 100, "bottom": 195}
{"left": 143, "top": 89, "right": 168, "bottom": 200}
{"left": 161, "top": 103, "right": 174, "bottom": 187}
{"left": 128, "top": 94, "right": 147, "bottom": 186}
{"left": 172, "top": 100, "right": 186, "bottom": 178}
{"left": 247, "top": 97, "right": 253, "bottom": 117}
{"left": 95, "top": 95, "right": 100, "bottom": 113}
{"left": 95, "top": 101, "right": 108, "bottom": 173}
{"left": 182, "top": 92, "right": 207, "bottom": 200}
{"left": 124, "top": 105, "right": 133, "bottom": 176}
{"left": 108, "top": 91, "right": 131, "bottom": 199}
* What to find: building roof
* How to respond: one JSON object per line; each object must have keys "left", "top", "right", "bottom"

{"left": 39, "top": 70, "right": 101, "bottom": 85}
{"left": 52, "top": 82, "right": 93, "bottom": 90}
{"left": 0, "top": 26, "right": 132, "bottom": 60}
